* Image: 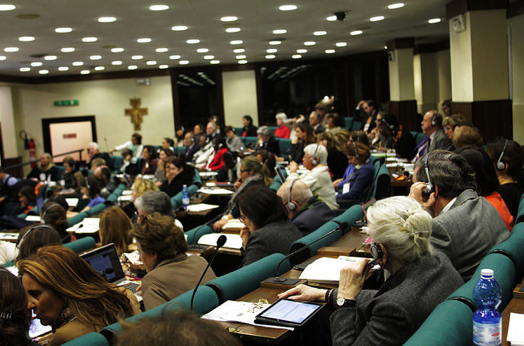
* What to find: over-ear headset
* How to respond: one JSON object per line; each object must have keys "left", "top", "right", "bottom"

{"left": 496, "top": 139, "right": 509, "bottom": 171}
{"left": 370, "top": 242, "right": 384, "bottom": 261}
{"left": 66, "top": 158, "right": 76, "bottom": 171}
{"left": 430, "top": 112, "right": 442, "bottom": 127}
{"left": 352, "top": 141, "right": 360, "bottom": 160}
{"left": 287, "top": 179, "right": 298, "bottom": 211}
{"left": 311, "top": 144, "right": 320, "bottom": 166}
{"left": 17, "top": 224, "right": 55, "bottom": 249}
{"left": 41, "top": 203, "right": 62, "bottom": 224}
{"left": 422, "top": 154, "right": 434, "bottom": 197}
{"left": 382, "top": 117, "right": 395, "bottom": 130}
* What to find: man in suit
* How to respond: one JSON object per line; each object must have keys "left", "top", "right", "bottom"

{"left": 277, "top": 179, "right": 335, "bottom": 236}
{"left": 421, "top": 110, "right": 453, "bottom": 152}
{"left": 255, "top": 126, "right": 280, "bottom": 156}
{"left": 183, "top": 132, "right": 200, "bottom": 163}
{"left": 309, "top": 111, "right": 325, "bottom": 133}
{"left": 360, "top": 100, "right": 378, "bottom": 134}
{"left": 409, "top": 150, "right": 509, "bottom": 281}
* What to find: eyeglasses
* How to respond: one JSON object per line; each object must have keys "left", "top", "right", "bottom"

{"left": 239, "top": 215, "right": 246, "bottom": 223}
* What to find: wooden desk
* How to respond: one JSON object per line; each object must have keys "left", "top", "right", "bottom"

{"left": 316, "top": 226, "right": 369, "bottom": 257}
{"left": 502, "top": 279, "right": 524, "bottom": 345}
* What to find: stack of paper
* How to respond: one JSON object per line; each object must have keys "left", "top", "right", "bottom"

{"left": 67, "top": 218, "right": 100, "bottom": 234}
{"left": 0, "top": 233, "right": 19, "bottom": 241}
{"left": 299, "top": 256, "right": 369, "bottom": 284}
{"left": 65, "top": 198, "right": 79, "bottom": 207}
{"left": 186, "top": 203, "right": 219, "bottom": 212}
{"left": 198, "top": 233, "right": 242, "bottom": 249}
{"left": 507, "top": 313, "right": 524, "bottom": 345}
{"left": 26, "top": 215, "right": 41, "bottom": 222}
{"left": 197, "top": 187, "right": 234, "bottom": 195}
{"left": 223, "top": 219, "right": 245, "bottom": 231}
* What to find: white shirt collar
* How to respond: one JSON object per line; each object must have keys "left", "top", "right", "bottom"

{"left": 440, "top": 197, "right": 457, "bottom": 214}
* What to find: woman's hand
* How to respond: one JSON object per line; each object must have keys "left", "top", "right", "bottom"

{"left": 338, "top": 259, "right": 371, "bottom": 300}
{"left": 240, "top": 227, "right": 252, "bottom": 247}
{"left": 213, "top": 219, "right": 227, "bottom": 232}
{"left": 333, "top": 178, "right": 343, "bottom": 189}
{"left": 278, "top": 284, "right": 325, "bottom": 302}
{"left": 234, "top": 177, "right": 243, "bottom": 190}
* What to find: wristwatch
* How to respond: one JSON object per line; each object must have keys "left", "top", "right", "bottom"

{"left": 336, "top": 296, "right": 355, "bottom": 308}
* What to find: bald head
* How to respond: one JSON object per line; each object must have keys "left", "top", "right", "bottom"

{"left": 277, "top": 179, "right": 313, "bottom": 218}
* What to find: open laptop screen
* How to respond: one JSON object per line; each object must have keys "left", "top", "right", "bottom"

{"left": 80, "top": 243, "right": 125, "bottom": 283}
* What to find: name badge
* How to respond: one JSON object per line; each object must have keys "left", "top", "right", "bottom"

{"left": 342, "top": 183, "right": 350, "bottom": 195}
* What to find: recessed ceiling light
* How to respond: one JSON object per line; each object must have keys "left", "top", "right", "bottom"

{"left": 269, "top": 40, "right": 282, "bottom": 45}
{"left": 128, "top": 65, "right": 138, "bottom": 70}
{"left": 82, "top": 37, "right": 97, "bottom": 42}
{"left": 98, "top": 17, "right": 116, "bottom": 23}
{"left": 273, "top": 29, "right": 287, "bottom": 34}
{"left": 187, "top": 39, "right": 200, "bottom": 44}
{"left": 39, "top": 70, "right": 49, "bottom": 75}
{"left": 428, "top": 18, "right": 441, "bottom": 24}
{"left": 325, "top": 49, "right": 335, "bottom": 54}
{"left": 304, "top": 41, "right": 315, "bottom": 46}
{"left": 137, "top": 38, "right": 152, "bottom": 43}
{"left": 225, "top": 27, "right": 241, "bottom": 33}
{"left": 197, "top": 48, "right": 209, "bottom": 53}
{"left": 159, "top": 65, "right": 169, "bottom": 69}
{"left": 297, "top": 49, "right": 307, "bottom": 53}
{"left": 111, "top": 47, "right": 124, "bottom": 53}
{"left": 90, "top": 55, "right": 102, "bottom": 60}
{"left": 61, "top": 47, "right": 75, "bottom": 53}
{"left": 150, "top": 5, "right": 169, "bottom": 11}
{"left": 388, "top": 3, "right": 405, "bottom": 9}
{"left": 132, "top": 55, "right": 143, "bottom": 60}
{"left": 204, "top": 55, "right": 215, "bottom": 60}
{"left": 45, "top": 55, "right": 57, "bottom": 60}
{"left": 384, "top": 45, "right": 388, "bottom": 49}
{"left": 20, "top": 67, "right": 31, "bottom": 72}
{"left": 234, "top": 48, "right": 245, "bottom": 53}
{"left": 210, "top": 60, "right": 220, "bottom": 64}
{"left": 172, "top": 25, "right": 188, "bottom": 31}
{"left": 314, "top": 31, "right": 327, "bottom": 36}
{"left": 350, "top": 30, "right": 363, "bottom": 35}
{"left": 80, "top": 70, "right": 90, "bottom": 74}
{"left": 95, "top": 66, "right": 105, "bottom": 71}
{"left": 267, "top": 48, "right": 277, "bottom": 53}
{"left": 236, "top": 55, "right": 246, "bottom": 59}
{"left": 238, "top": 60, "right": 247, "bottom": 64}
{"left": 0, "top": 5, "right": 15, "bottom": 11}
{"left": 55, "top": 27, "right": 73, "bottom": 33}
{"left": 265, "top": 55, "right": 276, "bottom": 59}
{"left": 31, "top": 62, "right": 42, "bottom": 67}
{"left": 336, "top": 42, "right": 347, "bottom": 47}
{"left": 230, "top": 40, "right": 243, "bottom": 45}
{"left": 327, "top": 15, "right": 337, "bottom": 21}
{"left": 58, "top": 66, "right": 69, "bottom": 71}
{"left": 292, "top": 54, "right": 302, "bottom": 59}
{"left": 370, "top": 16, "right": 385, "bottom": 22}
{"left": 179, "top": 60, "right": 189, "bottom": 65}
{"left": 156, "top": 48, "right": 168, "bottom": 53}
{"left": 221, "top": 16, "right": 238, "bottom": 22}
{"left": 19, "top": 36, "right": 35, "bottom": 42}
{"left": 112, "top": 61, "right": 123, "bottom": 65}
{"left": 146, "top": 61, "right": 157, "bottom": 65}
{"left": 279, "top": 5, "right": 297, "bottom": 11}
{"left": 170, "top": 55, "right": 181, "bottom": 59}
{"left": 0, "top": 55, "right": 6, "bottom": 60}
{"left": 72, "top": 61, "right": 84, "bottom": 66}
{"left": 4, "top": 47, "right": 19, "bottom": 52}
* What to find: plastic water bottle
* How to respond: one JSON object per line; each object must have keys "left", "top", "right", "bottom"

{"left": 182, "top": 184, "right": 190, "bottom": 209}
{"left": 473, "top": 268, "right": 502, "bottom": 346}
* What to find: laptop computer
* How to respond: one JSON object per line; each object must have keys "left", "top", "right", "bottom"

{"left": 81, "top": 243, "right": 142, "bottom": 300}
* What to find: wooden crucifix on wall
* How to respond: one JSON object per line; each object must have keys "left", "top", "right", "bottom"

{"left": 125, "top": 98, "right": 148, "bottom": 130}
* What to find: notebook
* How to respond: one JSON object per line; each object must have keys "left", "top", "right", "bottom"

{"left": 81, "top": 243, "right": 142, "bottom": 300}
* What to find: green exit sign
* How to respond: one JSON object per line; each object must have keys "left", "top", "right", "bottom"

{"left": 54, "top": 100, "right": 79, "bottom": 106}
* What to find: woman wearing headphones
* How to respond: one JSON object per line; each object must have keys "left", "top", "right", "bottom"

{"left": 336, "top": 141, "right": 375, "bottom": 204}
{"left": 160, "top": 156, "right": 194, "bottom": 198}
{"left": 16, "top": 224, "right": 62, "bottom": 263}
{"left": 279, "top": 196, "right": 463, "bottom": 346}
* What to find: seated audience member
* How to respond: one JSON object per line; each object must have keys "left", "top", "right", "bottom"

{"left": 213, "top": 156, "right": 272, "bottom": 231}
{"left": 161, "top": 157, "right": 195, "bottom": 198}
{"left": 79, "top": 175, "right": 105, "bottom": 212}
{"left": 95, "top": 166, "right": 118, "bottom": 198}
{"left": 360, "top": 100, "right": 378, "bottom": 134}
{"left": 290, "top": 123, "right": 316, "bottom": 164}
{"left": 193, "top": 135, "right": 214, "bottom": 166}
{"left": 111, "top": 133, "right": 143, "bottom": 158}
{"left": 182, "top": 133, "right": 200, "bottom": 163}
{"left": 378, "top": 113, "right": 416, "bottom": 160}
{"left": 0, "top": 267, "right": 35, "bottom": 346}
{"left": 193, "top": 123, "right": 203, "bottom": 137}
{"left": 119, "top": 149, "right": 140, "bottom": 176}
{"left": 134, "top": 191, "right": 184, "bottom": 230}
{"left": 274, "top": 112, "right": 291, "bottom": 139}
{"left": 206, "top": 121, "right": 218, "bottom": 143}
{"left": 421, "top": 110, "right": 453, "bottom": 152}
{"left": 349, "top": 130, "right": 370, "bottom": 146}
{"left": 141, "top": 145, "right": 159, "bottom": 175}
{"left": 0, "top": 166, "right": 19, "bottom": 206}
{"left": 161, "top": 137, "right": 175, "bottom": 152}
{"left": 61, "top": 157, "right": 79, "bottom": 190}
{"left": 155, "top": 148, "right": 174, "bottom": 185}
{"left": 224, "top": 125, "right": 243, "bottom": 152}
{"left": 0, "top": 239, "right": 17, "bottom": 264}
{"left": 130, "top": 213, "right": 215, "bottom": 310}
{"left": 409, "top": 150, "right": 509, "bottom": 281}
{"left": 202, "top": 135, "right": 228, "bottom": 173}
{"left": 277, "top": 179, "right": 336, "bottom": 236}
{"left": 486, "top": 138, "right": 524, "bottom": 220}
{"left": 18, "top": 246, "right": 140, "bottom": 346}
{"left": 27, "top": 153, "right": 58, "bottom": 181}
{"left": 317, "top": 131, "right": 347, "bottom": 180}
{"left": 238, "top": 186, "right": 302, "bottom": 267}
{"left": 452, "top": 123, "right": 483, "bottom": 149}
{"left": 256, "top": 149, "right": 276, "bottom": 178}
{"left": 279, "top": 196, "right": 463, "bottom": 346}
{"left": 15, "top": 224, "right": 62, "bottom": 262}
{"left": 116, "top": 309, "right": 241, "bottom": 346}
{"left": 99, "top": 207, "right": 134, "bottom": 255}
{"left": 334, "top": 130, "right": 351, "bottom": 157}
{"left": 241, "top": 115, "right": 257, "bottom": 137}
{"left": 18, "top": 185, "right": 36, "bottom": 215}
{"left": 441, "top": 98, "right": 451, "bottom": 117}
{"left": 309, "top": 110, "right": 325, "bottom": 133}
{"left": 325, "top": 113, "right": 343, "bottom": 134}
{"left": 174, "top": 127, "right": 185, "bottom": 147}
{"left": 254, "top": 126, "right": 280, "bottom": 156}
{"left": 442, "top": 113, "right": 465, "bottom": 140}
{"left": 40, "top": 202, "right": 70, "bottom": 243}
{"left": 132, "top": 177, "right": 159, "bottom": 201}
{"left": 336, "top": 141, "right": 375, "bottom": 204}
{"left": 287, "top": 144, "right": 338, "bottom": 210}
{"left": 87, "top": 142, "right": 112, "bottom": 170}
{"left": 367, "top": 111, "right": 385, "bottom": 146}
{"left": 289, "top": 114, "right": 306, "bottom": 141}
{"left": 456, "top": 146, "right": 514, "bottom": 230}
{"left": 90, "top": 158, "right": 106, "bottom": 173}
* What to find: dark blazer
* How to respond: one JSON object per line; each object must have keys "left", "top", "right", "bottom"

{"left": 360, "top": 110, "right": 377, "bottom": 134}
{"left": 431, "top": 189, "right": 509, "bottom": 281}
{"left": 184, "top": 142, "right": 201, "bottom": 163}
{"left": 330, "top": 253, "right": 463, "bottom": 346}
{"left": 88, "top": 152, "right": 112, "bottom": 170}
{"left": 258, "top": 136, "right": 280, "bottom": 156}
{"left": 428, "top": 128, "right": 452, "bottom": 152}
{"left": 337, "top": 160, "right": 375, "bottom": 201}
{"left": 291, "top": 196, "right": 336, "bottom": 236}
{"left": 327, "top": 147, "right": 348, "bottom": 180}
{"left": 242, "top": 125, "right": 257, "bottom": 137}
{"left": 395, "top": 129, "right": 416, "bottom": 160}
{"left": 160, "top": 169, "right": 194, "bottom": 198}
{"left": 27, "top": 165, "right": 59, "bottom": 181}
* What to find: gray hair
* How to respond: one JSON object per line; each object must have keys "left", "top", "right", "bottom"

{"left": 414, "top": 150, "right": 476, "bottom": 199}
{"left": 278, "top": 179, "right": 312, "bottom": 204}
{"left": 304, "top": 144, "right": 328, "bottom": 165}
{"left": 367, "top": 196, "right": 433, "bottom": 264}
{"left": 88, "top": 142, "right": 99, "bottom": 151}
{"left": 257, "top": 126, "right": 270, "bottom": 136}
{"left": 134, "top": 191, "right": 174, "bottom": 217}
{"left": 275, "top": 112, "right": 287, "bottom": 121}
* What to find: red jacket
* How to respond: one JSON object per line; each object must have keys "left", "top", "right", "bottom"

{"left": 274, "top": 125, "right": 290, "bottom": 139}
{"left": 207, "top": 148, "right": 228, "bottom": 171}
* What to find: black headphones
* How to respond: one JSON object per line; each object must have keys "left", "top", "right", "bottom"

{"left": 370, "top": 242, "right": 384, "bottom": 261}
{"left": 287, "top": 179, "right": 298, "bottom": 211}
{"left": 41, "top": 203, "right": 62, "bottom": 224}
{"left": 496, "top": 139, "right": 509, "bottom": 172}
{"left": 17, "top": 224, "right": 55, "bottom": 249}
{"left": 311, "top": 144, "right": 320, "bottom": 166}
{"left": 422, "top": 154, "right": 434, "bottom": 197}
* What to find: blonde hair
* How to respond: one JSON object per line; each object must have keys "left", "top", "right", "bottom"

{"left": 133, "top": 177, "right": 159, "bottom": 199}
{"left": 99, "top": 207, "right": 133, "bottom": 255}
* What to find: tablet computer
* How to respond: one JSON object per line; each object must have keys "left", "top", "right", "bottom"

{"left": 254, "top": 298, "right": 324, "bottom": 328}
{"left": 274, "top": 165, "right": 286, "bottom": 184}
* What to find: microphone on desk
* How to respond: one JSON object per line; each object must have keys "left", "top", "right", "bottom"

{"left": 265, "top": 221, "right": 349, "bottom": 285}
{"left": 190, "top": 234, "right": 227, "bottom": 312}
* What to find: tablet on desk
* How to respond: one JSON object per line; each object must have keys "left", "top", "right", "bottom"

{"left": 255, "top": 298, "right": 324, "bottom": 328}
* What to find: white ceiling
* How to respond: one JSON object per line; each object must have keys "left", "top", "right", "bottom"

{"left": 0, "top": 0, "right": 452, "bottom": 78}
